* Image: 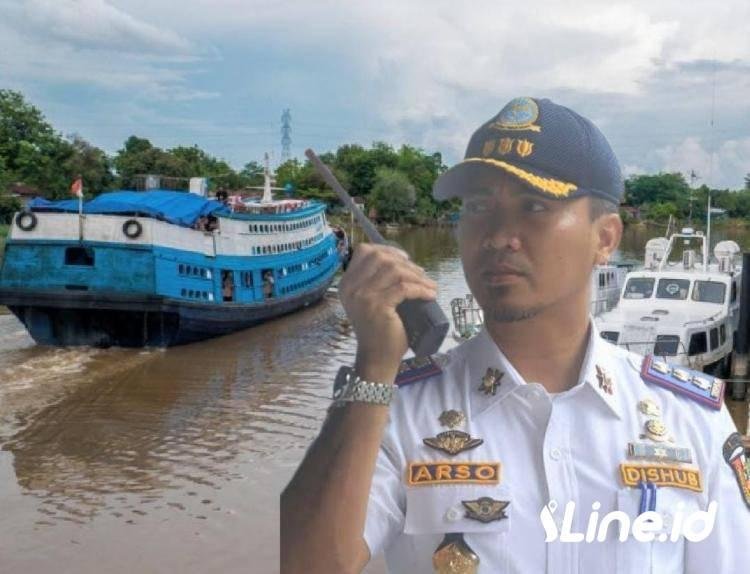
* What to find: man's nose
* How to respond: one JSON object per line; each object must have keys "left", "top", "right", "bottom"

{"left": 481, "top": 215, "right": 523, "bottom": 252}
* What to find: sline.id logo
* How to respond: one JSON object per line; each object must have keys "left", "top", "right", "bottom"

{"left": 540, "top": 500, "right": 718, "bottom": 543}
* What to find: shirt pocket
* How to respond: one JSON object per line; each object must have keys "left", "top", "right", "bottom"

{"left": 616, "top": 487, "right": 698, "bottom": 574}
{"left": 403, "top": 484, "right": 512, "bottom": 573}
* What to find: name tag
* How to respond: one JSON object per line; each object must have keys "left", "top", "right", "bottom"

{"left": 620, "top": 463, "right": 703, "bottom": 492}
{"left": 407, "top": 462, "right": 501, "bottom": 486}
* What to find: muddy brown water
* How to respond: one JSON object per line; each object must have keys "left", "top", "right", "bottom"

{"left": 0, "top": 225, "right": 747, "bottom": 574}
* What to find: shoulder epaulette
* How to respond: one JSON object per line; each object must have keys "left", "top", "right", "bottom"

{"left": 394, "top": 354, "right": 446, "bottom": 387}
{"left": 640, "top": 354, "right": 724, "bottom": 410}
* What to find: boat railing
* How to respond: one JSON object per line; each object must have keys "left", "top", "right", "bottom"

{"left": 682, "top": 312, "right": 725, "bottom": 328}
{"left": 451, "top": 295, "right": 484, "bottom": 340}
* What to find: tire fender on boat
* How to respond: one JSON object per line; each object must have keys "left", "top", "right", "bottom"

{"left": 122, "top": 219, "right": 143, "bottom": 239}
{"left": 15, "top": 211, "right": 37, "bottom": 232}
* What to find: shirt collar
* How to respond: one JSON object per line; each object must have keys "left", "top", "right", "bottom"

{"left": 466, "top": 318, "right": 623, "bottom": 419}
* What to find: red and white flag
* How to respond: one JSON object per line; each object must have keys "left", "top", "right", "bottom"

{"left": 70, "top": 177, "right": 83, "bottom": 198}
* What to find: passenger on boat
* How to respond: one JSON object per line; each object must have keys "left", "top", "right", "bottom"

{"left": 222, "top": 271, "right": 234, "bottom": 302}
{"left": 216, "top": 189, "right": 229, "bottom": 206}
{"left": 263, "top": 271, "right": 275, "bottom": 299}
{"left": 282, "top": 96, "right": 750, "bottom": 574}
{"left": 194, "top": 216, "right": 209, "bottom": 231}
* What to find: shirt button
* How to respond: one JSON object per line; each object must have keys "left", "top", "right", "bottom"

{"left": 445, "top": 507, "right": 462, "bottom": 522}
{"left": 550, "top": 448, "right": 562, "bottom": 460}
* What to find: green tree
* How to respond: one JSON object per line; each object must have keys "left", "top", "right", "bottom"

{"left": 370, "top": 168, "right": 416, "bottom": 222}
{"left": 644, "top": 201, "right": 679, "bottom": 222}
{"left": 113, "top": 136, "right": 161, "bottom": 188}
{"left": 0, "top": 191, "right": 21, "bottom": 224}
{"left": 63, "top": 135, "right": 114, "bottom": 196}
{"left": 240, "top": 161, "right": 265, "bottom": 188}
{"left": 624, "top": 173, "right": 691, "bottom": 206}
{"left": 0, "top": 89, "right": 76, "bottom": 197}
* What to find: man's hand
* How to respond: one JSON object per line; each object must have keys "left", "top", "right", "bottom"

{"left": 338, "top": 243, "right": 438, "bottom": 380}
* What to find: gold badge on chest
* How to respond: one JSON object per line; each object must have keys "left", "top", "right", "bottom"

{"left": 424, "top": 430, "right": 483, "bottom": 456}
{"left": 439, "top": 409, "right": 466, "bottom": 429}
{"left": 462, "top": 497, "right": 510, "bottom": 523}
{"left": 595, "top": 364, "right": 614, "bottom": 395}
{"left": 478, "top": 367, "right": 503, "bottom": 396}
{"left": 433, "top": 533, "right": 479, "bottom": 574}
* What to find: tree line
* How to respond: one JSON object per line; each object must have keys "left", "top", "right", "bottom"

{"left": 2, "top": 89, "right": 750, "bottom": 226}
{"left": 624, "top": 172, "right": 750, "bottom": 223}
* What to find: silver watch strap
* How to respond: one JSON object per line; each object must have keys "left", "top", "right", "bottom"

{"left": 332, "top": 368, "right": 395, "bottom": 408}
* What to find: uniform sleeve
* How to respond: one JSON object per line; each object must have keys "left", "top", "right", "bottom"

{"left": 363, "top": 428, "right": 406, "bottom": 559}
{"left": 684, "top": 406, "right": 750, "bottom": 573}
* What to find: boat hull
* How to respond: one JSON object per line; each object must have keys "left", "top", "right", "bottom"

{"left": 0, "top": 280, "right": 333, "bottom": 347}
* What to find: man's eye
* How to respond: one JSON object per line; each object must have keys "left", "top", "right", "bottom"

{"left": 463, "top": 200, "right": 491, "bottom": 215}
{"left": 525, "top": 200, "right": 548, "bottom": 213}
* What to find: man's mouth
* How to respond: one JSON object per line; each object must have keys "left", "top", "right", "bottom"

{"left": 481, "top": 266, "right": 527, "bottom": 285}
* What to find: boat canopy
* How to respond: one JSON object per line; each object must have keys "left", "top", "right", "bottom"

{"left": 29, "top": 191, "right": 230, "bottom": 227}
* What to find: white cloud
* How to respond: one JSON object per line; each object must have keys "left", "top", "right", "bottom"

{"left": 655, "top": 136, "right": 750, "bottom": 189}
{"left": 0, "top": 0, "right": 210, "bottom": 99}
{"left": 15, "top": 0, "right": 191, "bottom": 54}
{"left": 0, "top": 0, "right": 748, "bottom": 184}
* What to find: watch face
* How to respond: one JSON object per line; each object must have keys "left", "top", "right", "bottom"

{"left": 333, "top": 368, "right": 352, "bottom": 399}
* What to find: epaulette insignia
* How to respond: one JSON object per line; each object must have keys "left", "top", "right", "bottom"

{"left": 640, "top": 355, "right": 724, "bottom": 410}
{"left": 722, "top": 432, "right": 750, "bottom": 508}
{"left": 394, "top": 354, "right": 444, "bottom": 387}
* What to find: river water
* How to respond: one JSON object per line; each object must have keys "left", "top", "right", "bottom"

{"left": 0, "top": 224, "right": 747, "bottom": 573}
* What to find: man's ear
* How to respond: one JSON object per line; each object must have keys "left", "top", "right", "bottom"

{"left": 594, "top": 213, "right": 623, "bottom": 265}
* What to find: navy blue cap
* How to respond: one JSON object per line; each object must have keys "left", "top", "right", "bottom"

{"left": 433, "top": 97, "right": 623, "bottom": 204}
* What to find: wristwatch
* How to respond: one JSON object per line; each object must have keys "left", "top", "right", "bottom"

{"left": 331, "top": 366, "right": 395, "bottom": 408}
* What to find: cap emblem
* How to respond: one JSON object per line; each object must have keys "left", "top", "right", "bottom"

{"left": 490, "top": 97, "right": 541, "bottom": 132}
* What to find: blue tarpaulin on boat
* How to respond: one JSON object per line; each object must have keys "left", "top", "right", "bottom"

{"left": 29, "top": 191, "right": 229, "bottom": 227}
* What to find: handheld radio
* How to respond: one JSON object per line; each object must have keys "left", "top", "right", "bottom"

{"left": 305, "top": 148, "right": 450, "bottom": 358}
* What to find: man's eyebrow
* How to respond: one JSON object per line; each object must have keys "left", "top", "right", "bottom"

{"left": 463, "top": 188, "right": 493, "bottom": 198}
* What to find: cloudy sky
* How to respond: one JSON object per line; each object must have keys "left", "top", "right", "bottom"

{"left": 1, "top": 0, "right": 748, "bottom": 188}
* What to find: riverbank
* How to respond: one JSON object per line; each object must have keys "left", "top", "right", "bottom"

{"left": 0, "top": 224, "right": 7, "bottom": 266}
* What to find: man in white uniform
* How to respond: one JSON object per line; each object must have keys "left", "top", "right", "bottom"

{"left": 281, "top": 97, "right": 750, "bottom": 574}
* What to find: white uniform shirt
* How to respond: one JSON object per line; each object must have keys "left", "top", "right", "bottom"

{"left": 364, "top": 323, "right": 750, "bottom": 573}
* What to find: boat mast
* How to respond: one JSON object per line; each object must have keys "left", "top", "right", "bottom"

{"left": 261, "top": 153, "right": 273, "bottom": 204}
{"left": 704, "top": 58, "right": 717, "bottom": 272}
{"left": 705, "top": 192, "right": 711, "bottom": 271}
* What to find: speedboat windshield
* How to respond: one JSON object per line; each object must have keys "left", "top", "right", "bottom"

{"left": 656, "top": 278, "right": 691, "bottom": 300}
{"left": 623, "top": 277, "right": 655, "bottom": 299}
{"left": 692, "top": 280, "right": 726, "bottom": 304}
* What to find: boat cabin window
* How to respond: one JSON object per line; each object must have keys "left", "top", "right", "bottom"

{"left": 692, "top": 281, "right": 726, "bottom": 304}
{"left": 656, "top": 278, "right": 690, "bottom": 300}
{"left": 623, "top": 277, "right": 655, "bottom": 299}
{"left": 65, "top": 247, "right": 95, "bottom": 266}
{"left": 654, "top": 335, "right": 680, "bottom": 356}
{"left": 710, "top": 328, "right": 719, "bottom": 351}
{"left": 688, "top": 332, "right": 708, "bottom": 356}
{"left": 731, "top": 282, "right": 737, "bottom": 303}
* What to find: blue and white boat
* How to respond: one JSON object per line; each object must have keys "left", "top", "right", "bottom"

{"left": 0, "top": 168, "right": 345, "bottom": 347}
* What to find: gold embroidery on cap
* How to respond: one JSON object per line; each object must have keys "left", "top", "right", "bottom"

{"left": 498, "top": 137, "right": 514, "bottom": 155}
{"left": 461, "top": 158, "right": 577, "bottom": 197}
{"left": 482, "top": 139, "right": 497, "bottom": 157}
{"left": 515, "top": 139, "right": 534, "bottom": 158}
